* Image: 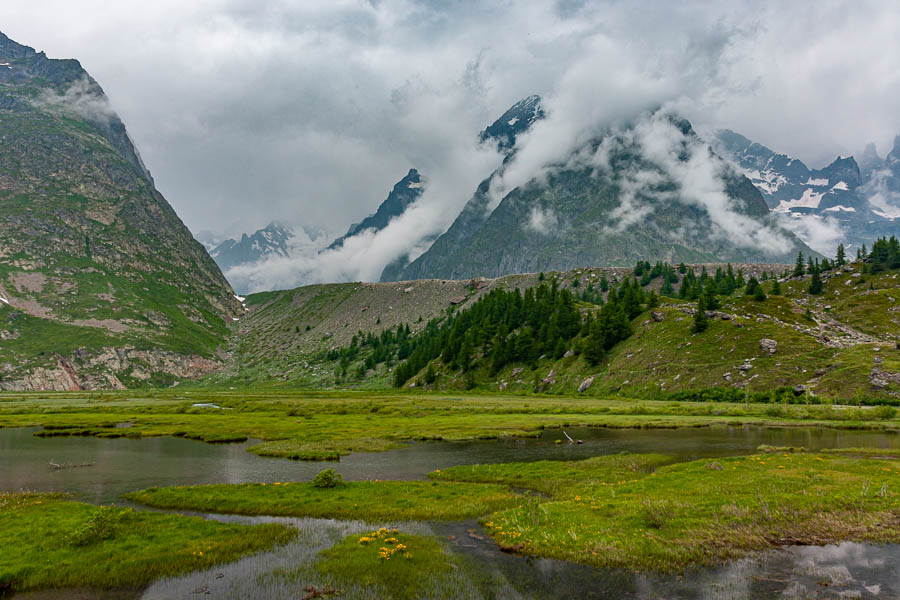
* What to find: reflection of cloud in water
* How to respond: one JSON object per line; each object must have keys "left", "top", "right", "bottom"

{"left": 630, "top": 543, "right": 900, "bottom": 599}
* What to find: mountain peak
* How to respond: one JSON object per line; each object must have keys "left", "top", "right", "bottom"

{"left": 327, "top": 168, "right": 425, "bottom": 251}
{"left": 480, "top": 95, "right": 545, "bottom": 151}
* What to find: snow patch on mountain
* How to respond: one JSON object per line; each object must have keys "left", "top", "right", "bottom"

{"left": 775, "top": 189, "right": 823, "bottom": 212}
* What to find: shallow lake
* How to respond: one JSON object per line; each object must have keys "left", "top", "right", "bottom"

{"left": 3, "top": 424, "right": 900, "bottom": 599}
{"left": 3, "top": 424, "right": 900, "bottom": 504}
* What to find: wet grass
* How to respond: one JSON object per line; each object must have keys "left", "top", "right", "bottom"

{"left": 316, "top": 528, "right": 456, "bottom": 600}
{"left": 125, "top": 479, "right": 521, "bottom": 521}
{"left": 0, "top": 492, "right": 295, "bottom": 593}
{"left": 429, "top": 452, "right": 673, "bottom": 496}
{"left": 3, "top": 391, "right": 900, "bottom": 461}
{"left": 447, "top": 453, "right": 900, "bottom": 571}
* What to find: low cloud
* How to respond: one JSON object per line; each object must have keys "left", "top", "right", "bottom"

{"left": 6, "top": 1, "right": 899, "bottom": 237}
{"left": 33, "top": 76, "right": 115, "bottom": 124}
{"left": 525, "top": 206, "right": 558, "bottom": 235}
{"left": 775, "top": 213, "right": 845, "bottom": 255}
{"left": 862, "top": 169, "right": 900, "bottom": 220}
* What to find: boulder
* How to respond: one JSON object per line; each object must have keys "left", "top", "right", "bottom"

{"left": 650, "top": 311, "right": 665, "bottom": 322}
{"left": 759, "top": 339, "right": 778, "bottom": 355}
{"left": 578, "top": 376, "right": 595, "bottom": 393}
{"left": 541, "top": 369, "right": 557, "bottom": 386}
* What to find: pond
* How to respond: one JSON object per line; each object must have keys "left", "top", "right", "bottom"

{"left": 3, "top": 424, "right": 900, "bottom": 599}
{"left": 3, "top": 424, "right": 899, "bottom": 504}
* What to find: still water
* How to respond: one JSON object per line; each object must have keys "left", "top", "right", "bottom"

{"left": 3, "top": 425, "right": 900, "bottom": 504}
{"left": 3, "top": 424, "right": 900, "bottom": 599}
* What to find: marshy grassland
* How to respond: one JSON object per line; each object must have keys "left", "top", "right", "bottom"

{"left": 317, "top": 528, "right": 461, "bottom": 600}
{"left": 436, "top": 452, "right": 900, "bottom": 571}
{"left": 0, "top": 491, "right": 295, "bottom": 593}
{"left": 125, "top": 479, "right": 521, "bottom": 521}
{"left": 121, "top": 449, "right": 900, "bottom": 572}
{"left": 2, "top": 390, "right": 899, "bottom": 461}
{"left": 6, "top": 389, "right": 900, "bottom": 593}
{"left": 125, "top": 452, "right": 900, "bottom": 574}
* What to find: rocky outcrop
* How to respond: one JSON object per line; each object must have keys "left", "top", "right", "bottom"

{"left": 0, "top": 347, "right": 222, "bottom": 391}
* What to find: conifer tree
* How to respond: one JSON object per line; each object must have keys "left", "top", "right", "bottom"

{"left": 770, "top": 278, "right": 782, "bottom": 295}
{"left": 584, "top": 320, "right": 605, "bottom": 366}
{"left": 701, "top": 284, "right": 720, "bottom": 310}
{"left": 793, "top": 251, "right": 805, "bottom": 277}
{"left": 836, "top": 243, "right": 846, "bottom": 267}
{"left": 660, "top": 277, "right": 674, "bottom": 297}
{"left": 692, "top": 295, "right": 708, "bottom": 333}
{"left": 808, "top": 266, "right": 824, "bottom": 295}
{"left": 753, "top": 284, "right": 767, "bottom": 301}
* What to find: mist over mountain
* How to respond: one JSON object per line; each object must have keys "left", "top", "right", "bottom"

{"left": 389, "top": 112, "right": 813, "bottom": 281}
{"left": 714, "top": 130, "right": 899, "bottom": 254}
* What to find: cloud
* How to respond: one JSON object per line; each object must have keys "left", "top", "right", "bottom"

{"left": 862, "top": 168, "right": 900, "bottom": 220}
{"left": 4, "top": 0, "right": 899, "bottom": 238}
{"left": 3, "top": 0, "right": 899, "bottom": 288}
{"left": 33, "top": 76, "right": 115, "bottom": 124}
{"left": 631, "top": 112, "right": 793, "bottom": 255}
{"left": 526, "top": 207, "right": 558, "bottom": 235}
{"left": 775, "top": 213, "right": 845, "bottom": 255}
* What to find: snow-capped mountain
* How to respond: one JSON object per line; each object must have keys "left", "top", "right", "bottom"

{"left": 714, "top": 130, "right": 898, "bottom": 252}
{"left": 210, "top": 222, "right": 329, "bottom": 274}
{"left": 386, "top": 112, "right": 814, "bottom": 282}
{"left": 478, "top": 94, "right": 545, "bottom": 152}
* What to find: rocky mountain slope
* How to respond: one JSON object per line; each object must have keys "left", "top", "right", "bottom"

{"left": 383, "top": 95, "right": 547, "bottom": 281}
{"left": 221, "top": 256, "right": 900, "bottom": 401}
{"left": 0, "top": 32, "right": 241, "bottom": 390}
{"left": 392, "top": 112, "right": 814, "bottom": 281}
{"left": 714, "top": 129, "right": 898, "bottom": 250}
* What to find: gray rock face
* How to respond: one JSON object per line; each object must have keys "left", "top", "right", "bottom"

{"left": 331, "top": 169, "right": 424, "bottom": 251}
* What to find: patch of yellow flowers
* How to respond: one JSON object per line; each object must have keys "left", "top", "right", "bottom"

{"left": 357, "top": 527, "right": 413, "bottom": 561}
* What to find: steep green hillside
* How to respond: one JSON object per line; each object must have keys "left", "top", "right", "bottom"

{"left": 0, "top": 33, "right": 241, "bottom": 390}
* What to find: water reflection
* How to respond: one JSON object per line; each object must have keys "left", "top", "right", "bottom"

{"left": 141, "top": 516, "right": 900, "bottom": 599}
{"left": 2, "top": 425, "right": 900, "bottom": 505}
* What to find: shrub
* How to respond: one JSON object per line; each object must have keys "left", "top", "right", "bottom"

{"left": 872, "top": 406, "right": 898, "bottom": 420}
{"left": 66, "top": 506, "right": 132, "bottom": 546}
{"left": 312, "top": 468, "right": 343, "bottom": 489}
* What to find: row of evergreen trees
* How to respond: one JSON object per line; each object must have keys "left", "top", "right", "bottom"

{"left": 326, "top": 237, "right": 899, "bottom": 386}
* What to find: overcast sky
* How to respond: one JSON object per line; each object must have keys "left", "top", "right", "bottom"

{"left": 4, "top": 0, "right": 900, "bottom": 239}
